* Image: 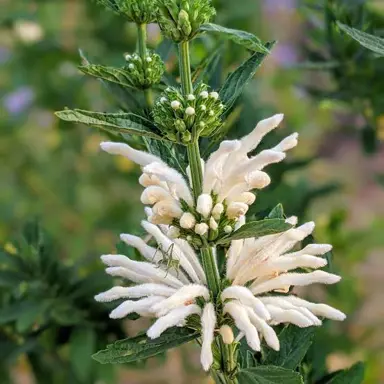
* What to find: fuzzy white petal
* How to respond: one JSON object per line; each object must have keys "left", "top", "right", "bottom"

{"left": 147, "top": 304, "right": 201, "bottom": 339}
{"left": 201, "top": 303, "right": 217, "bottom": 371}
{"left": 266, "top": 305, "right": 315, "bottom": 328}
{"left": 110, "top": 296, "right": 163, "bottom": 319}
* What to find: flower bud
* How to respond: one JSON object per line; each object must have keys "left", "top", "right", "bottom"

{"left": 237, "top": 192, "right": 256, "bottom": 205}
{"left": 180, "top": 212, "right": 196, "bottom": 229}
{"left": 156, "top": 0, "right": 216, "bottom": 42}
{"left": 152, "top": 83, "right": 225, "bottom": 143}
{"left": 224, "top": 225, "right": 233, "bottom": 234}
{"left": 196, "top": 194, "right": 213, "bottom": 218}
{"left": 153, "top": 200, "right": 183, "bottom": 218}
{"left": 226, "top": 202, "right": 249, "bottom": 220}
{"left": 195, "top": 223, "right": 209, "bottom": 236}
{"left": 209, "top": 217, "right": 218, "bottom": 231}
{"left": 114, "top": 0, "right": 158, "bottom": 23}
{"left": 212, "top": 203, "right": 224, "bottom": 220}
{"left": 219, "top": 325, "right": 234, "bottom": 344}
{"left": 123, "top": 51, "right": 165, "bottom": 89}
{"left": 167, "top": 226, "right": 181, "bottom": 239}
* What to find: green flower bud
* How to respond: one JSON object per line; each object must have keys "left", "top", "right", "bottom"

{"left": 96, "top": 0, "right": 158, "bottom": 23}
{"left": 123, "top": 51, "right": 165, "bottom": 89}
{"left": 155, "top": 0, "right": 216, "bottom": 42}
{"left": 152, "top": 83, "right": 225, "bottom": 143}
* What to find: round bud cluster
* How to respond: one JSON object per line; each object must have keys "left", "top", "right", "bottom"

{"left": 156, "top": 0, "right": 216, "bottom": 42}
{"left": 120, "top": 0, "right": 158, "bottom": 23}
{"left": 152, "top": 83, "right": 225, "bottom": 144}
{"left": 124, "top": 51, "right": 165, "bottom": 89}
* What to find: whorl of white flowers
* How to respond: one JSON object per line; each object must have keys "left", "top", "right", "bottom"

{"left": 100, "top": 114, "right": 298, "bottom": 243}
{"left": 95, "top": 214, "right": 345, "bottom": 371}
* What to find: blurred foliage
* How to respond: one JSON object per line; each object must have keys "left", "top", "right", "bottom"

{"left": 301, "top": 0, "right": 384, "bottom": 154}
{"left": 0, "top": 0, "right": 383, "bottom": 383}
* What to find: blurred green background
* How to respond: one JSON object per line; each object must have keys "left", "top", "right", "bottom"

{"left": 1, "top": 0, "right": 384, "bottom": 383}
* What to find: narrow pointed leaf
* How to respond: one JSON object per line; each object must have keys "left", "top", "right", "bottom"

{"left": 237, "top": 366, "right": 304, "bottom": 384}
{"left": 92, "top": 327, "right": 199, "bottom": 364}
{"left": 220, "top": 42, "right": 275, "bottom": 111}
{"left": 217, "top": 219, "right": 292, "bottom": 245}
{"left": 79, "top": 65, "right": 135, "bottom": 89}
{"left": 337, "top": 22, "right": 384, "bottom": 56}
{"left": 199, "top": 23, "right": 270, "bottom": 53}
{"left": 56, "top": 109, "right": 163, "bottom": 140}
{"left": 268, "top": 204, "right": 285, "bottom": 219}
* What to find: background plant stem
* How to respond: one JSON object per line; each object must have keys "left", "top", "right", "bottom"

{"left": 136, "top": 23, "right": 153, "bottom": 107}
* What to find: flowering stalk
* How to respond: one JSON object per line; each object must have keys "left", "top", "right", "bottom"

{"left": 136, "top": 23, "right": 153, "bottom": 107}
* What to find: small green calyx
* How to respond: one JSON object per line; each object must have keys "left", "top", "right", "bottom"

{"left": 124, "top": 51, "right": 165, "bottom": 89}
{"left": 156, "top": 0, "right": 216, "bottom": 42}
{"left": 153, "top": 83, "right": 225, "bottom": 144}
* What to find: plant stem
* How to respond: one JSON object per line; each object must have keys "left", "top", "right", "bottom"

{"left": 201, "top": 246, "right": 221, "bottom": 298}
{"left": 179, "top": 41, "right": 193, "bottom": 95}
{"left": 186, "top": 142, "right": 203, "bottom": 200}
{"left": 136, "top": 23, "right": 153, "bottom": 107}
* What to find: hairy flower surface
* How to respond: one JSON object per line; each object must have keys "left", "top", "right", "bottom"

{"left": 101, "top": 114, "right": 298, "bottom": 242}
{"left": 96, "top": 113, "right": 345, "bottom": 371}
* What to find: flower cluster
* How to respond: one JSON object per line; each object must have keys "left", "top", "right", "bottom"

{"left": 95, "top": 213, "right": 345, "bottom": 371}
{"left": 101, "top": 114, "right": 297, "bottom": 244}
{"left": 124, "top": 51, "right": 165, "bottom": 89}
{"left": 152, "top": 84, "right": 224, "bottom": 143}
{"left": 156, "top": 0, "right": 216, "bottom": 42}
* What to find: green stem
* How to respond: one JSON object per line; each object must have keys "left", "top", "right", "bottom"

{"left": 201, "top": 246, "right": 220, "bottom": 298}
{"left": 136, "top": 23, "right": 153, "bottom": 107}
{"left": 187, "top": 142, "right": 203, "bottom": 200}
{"left": 179, "top": 41, "right": 193, "bottom": 95}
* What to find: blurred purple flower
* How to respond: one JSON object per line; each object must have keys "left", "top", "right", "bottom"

{"left": 272, "top": 43, "right": 298, "bottom": 67}
{"left": 3, "top": 87, "right": 35, "bottom": 115}
{"left": 0, "top": 47, "right": 11, "bottom": 64}
{"left": 264, "top": 0, "right": 297, "bottom": 13}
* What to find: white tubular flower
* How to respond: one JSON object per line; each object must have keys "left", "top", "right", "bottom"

{"left": 226, "top": 202, "right": 249, "bottom": 220}
{"left": 209, "top": 217, "right": 218, "bottom": 231}
{"left": 195, "top": 223, "right": 209, "bottom": 236}
{"left": 196, "top": 194, "right": 213, "bottom": 218}
{"left": 110, "top": 296, "right": 163, "bottom": 319}
{"left": 211, "top": 203, "right": 224, "bottom": 220}
{"left": 147, "top": 304, "right": 201, "bottom": 339}
{"left": 201, "top": 303, "right": 217, "bottom": 371}
{"left": 140, "top": 186, "right": 173, "bottom": 205}
{"left": 219, "top": 218, "right": 345, "bottom": 354}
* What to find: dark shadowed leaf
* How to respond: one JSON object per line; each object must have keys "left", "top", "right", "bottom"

{"left": 217, "top": 219, "right": 291, "bottom": 245}
{"left": 92, "top": 327, "right": 199, "bottom": 364}
{"left": 337, "top": 22, "right": 384, "bottom": 56}
{"left": 70, "top": 327, "right": 97, "bottom": 383}
{"left": 220, "top": 42, "right": 275, "bottom": 111}
{"left": 264, "top": 326, "right": 316, "bottom": 369}
{"left": 326, "top": 362, "right": 365, "bottom": 384}
{"left": 199, "top": 24, "right": 270, "bottom": 53}
{"left": 237, "top": 366, "right": 304, "bottom": 384}
{"left": 56, "top": 109, "right": 163, "bottom": 140}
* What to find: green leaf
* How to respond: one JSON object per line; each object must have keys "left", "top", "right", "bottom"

{"left": 263, "top": 326, "right": 316, "bottom": 369}
{"left": 55, "top": 109, "right": 163, "bottom": 140}
{"left": 93, "top": 327, "right": 199, "bottom": 364}
{"left": 16, "top": 301, "right": 48, "bottom": 333}
{"left": 199, "top": 23, "right": 270, "bottom": 53}
{"left": 220, "top": 42, "right": 275, "bottom": 111}
{"left": 217, "top": 219, "right": 292, "bottom": 245}
{"left": 70, "top": 327, "right": 96, "bottom": 383}
{"left": 0, "top": 301, "right": 40, "bottom": 325}
{"left": 337, "top": 22, "right": 384, "bottom": 56}
{"left": 79, "top": 65, "right": 135, "bottom": 89}
{"left": 0, "top": 270, "right": 23, "bottom": 287}
{"left": 327, "top": 362, "right": 365, "bottom": 384}
{"left": 268, "top": 204, "right": 285, "bottom": 219}
{"left": 237, "top": 366, "right": 304, "bottom": 384}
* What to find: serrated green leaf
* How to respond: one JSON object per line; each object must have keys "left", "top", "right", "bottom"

{"left": 70, "top": 327, "right": 96, "bottom": 383}
{"left": 268, "top": 204, "right": 285, "bottom": 219}
{"left": 263, "top": 326, "right": 316, "bottom": 369}
{"left": 220, "top": 42, "right": 275, "bottom": 111}
{"left": 199, "top": 23, "right": 270, "bottom": 53}
{"left": 327, "top": 362, "right": 365, "bottom": 384}
{"left": 217, "top": 219, "right": 292, "bottom": 245}
{"left": 79, "top": 65, "right": 135, "bottom": 89}
{"left": 237, "top": 366, "right": 304, "bottom": 384}
{"left": 93, "top": 327, "right": 199, "bottom": 364}
{"left": 56, "top": 109, "right": 163, "bottom": 140}
{"left": 337, "top": 22, "right": 384, "bottom": 56}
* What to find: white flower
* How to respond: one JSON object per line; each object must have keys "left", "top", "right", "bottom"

{"left": 185, "top": 107, "right": 196, "bottom": 116}
{"left": 100, "top": 114, "right": 296, "bottom": 228}
{"left": 220, "top": 220, "right": 345, "bottom": 352}
{"left": 171, "top": 100, "right": 181, "bottom": 110}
